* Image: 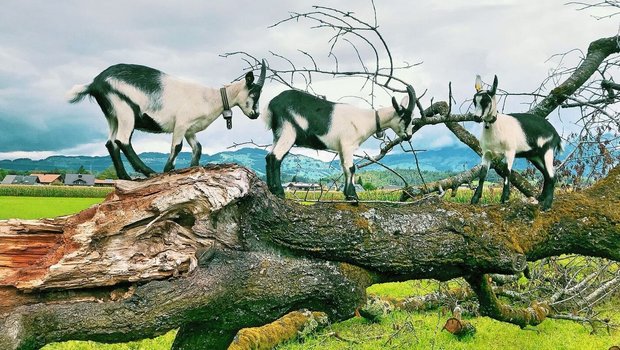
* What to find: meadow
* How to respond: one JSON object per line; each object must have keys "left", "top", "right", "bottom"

{"left": 1, "top": 187, "right": 617, "bottom": 350}
{"left": 0, "top": 196, "right": 103, "bottom": 219}
{"left": 0, "top": 184, "right": 113, "bottom": 198}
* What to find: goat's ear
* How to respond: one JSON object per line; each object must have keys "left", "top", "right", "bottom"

{"left": 391, "top": 96, "right": 401, "bottom": 113}
{"left": 245, "top": 71, "right": 255, "bottom": 87}
{"left": 490, "top": 75, "right": 498, "bottom": 96}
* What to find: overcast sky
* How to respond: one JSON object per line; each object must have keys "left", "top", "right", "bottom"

{"left": 0, "top": 0, "right": 617, "bottom": 161}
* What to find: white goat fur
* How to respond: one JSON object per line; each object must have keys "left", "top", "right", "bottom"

{"left": 67, "top": 62, "right": 266, "bottom": 179}
{"left": 263, "top": 87, "right": 415, "bottom": 199}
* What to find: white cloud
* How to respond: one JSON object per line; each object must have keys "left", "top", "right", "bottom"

{"left": 0, "top": 0, "right": 617, "bottom": 161}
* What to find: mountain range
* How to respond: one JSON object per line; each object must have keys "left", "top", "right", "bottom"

{"left": 0, "top": 146, "right": 529, "bottom": 181}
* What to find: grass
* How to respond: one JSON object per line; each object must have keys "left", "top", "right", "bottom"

{"left": 44, "top": 331, "right": 177, "bottom": 350}
{"left": 6, "top": 194, "right": 620, "bottom": 350}
{"left": 0, "top": 196, "right": 104, "bottom": 219}
{"left": 277, "top": 310, "right": 620, "bottom": 350}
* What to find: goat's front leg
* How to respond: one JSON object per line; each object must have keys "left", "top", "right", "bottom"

{"left": 164, "top": 130, "right": 185, "bottom": 172}
{"left": 339, "top": 148, "right": 358, "bottom": 201}
{"left": 500, "top": 151, "right": 516, "bottom": 203}
{"left": 471, "top": 153, "right": 491, "bottom": 204}
{"left": 185, "top": 132, "right": 202, "bottom": 167}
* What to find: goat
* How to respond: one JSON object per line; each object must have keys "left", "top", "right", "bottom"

{"left": 66, "top": 60, "right": 267, "bottom": 180}
{"left": 470, "top": 75, "right": 562, "bottom": 210}
{"left": 263, "top": 86, "right": 415, "bottom": 200}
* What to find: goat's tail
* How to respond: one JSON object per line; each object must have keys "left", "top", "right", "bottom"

{"left": 66, "top": 84, "right": 90, "bottom": 103}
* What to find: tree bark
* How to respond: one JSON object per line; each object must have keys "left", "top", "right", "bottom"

{"left": 1, "top": 164, "right": 619, "bottom": 349}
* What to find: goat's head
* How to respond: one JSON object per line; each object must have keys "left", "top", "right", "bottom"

{"left": 390, "top": 85, "right": 416, "bottom": 140}
{"left": 237, "top": 59, "right": 267, "bottom": 119}
{"left": 473, "top": 75, "right": 498, "bottom": 122}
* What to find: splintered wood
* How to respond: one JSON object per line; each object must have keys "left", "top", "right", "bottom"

{"left": 0, "top": 165, "right": 254, "bottom": 292}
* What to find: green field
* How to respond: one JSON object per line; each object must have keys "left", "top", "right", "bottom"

{"left": 3, "top": 194, "right": 618, "bottom": 350}
{"left": 0, "top": 184, "right": 113, "bottom": 198}
{"left": 0, "top": 196, "right": 104, "bottom": 219}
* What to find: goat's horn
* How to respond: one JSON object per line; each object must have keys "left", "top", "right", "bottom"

{"left": 475, "top": 75, "right": 483, "bottom": 92}
{"left": 405, "top": 85, "right": 415, "bottom": 116}
{"left": 256, "top": 59, "right": 267, "bottom": 87}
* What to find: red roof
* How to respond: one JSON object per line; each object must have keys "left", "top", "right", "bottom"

{"left": 30, "top": 173, "right": 61, "bottom": 184}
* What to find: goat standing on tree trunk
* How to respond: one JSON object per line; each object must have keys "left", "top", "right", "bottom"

{"left": 66, "top": 60, "right": 267, "bottom": 180}
{"left": 263, "top": 86, "right": 415, "bottom": 200}
{"left": 470, "top": 75, "right": 562, "bottom": 210}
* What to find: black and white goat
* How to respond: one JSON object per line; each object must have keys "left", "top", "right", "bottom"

{"left": 470, "top": 75, "right": 562, "bottom": 210}
{"left": 263, "top": 87, "right": 415, "bottom": 200}
{"left": 67, "top": 60, "right": 267, "bottom": 180}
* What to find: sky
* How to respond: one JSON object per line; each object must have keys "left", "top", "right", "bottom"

{"left": 0, "top": 0, "right": 617, "bottom": 161}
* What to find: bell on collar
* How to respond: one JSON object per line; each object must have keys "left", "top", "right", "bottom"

{"left": 223, "top": 109, "right": 233, "bottom": 129}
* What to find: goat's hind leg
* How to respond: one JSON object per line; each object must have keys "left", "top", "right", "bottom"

{"left": 103, "top": 115, "right": 131, "bottom": 180}
{"left": 529, "top": 157, "right": 546, "bottom": 203}
{"left": 539, "top": 149, "right": 556, "bottom": 210}
{"left": 266, "top": 122, "right": 295, "bottom": 198}
{"left": 339, "top": 148, "right": 358, "bottom": 201}
{"left": 112, "top": 98, "right": 156, "bottom": 176}
{"left": 265, "top": 153, "right": 285, "bottom": 198}
{"left": 105, "top": 140, "right": 130, "bottom": 180}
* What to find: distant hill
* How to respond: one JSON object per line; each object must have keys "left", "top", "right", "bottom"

{"left": 0, "top": 146, "right": 485, "bottom": 179}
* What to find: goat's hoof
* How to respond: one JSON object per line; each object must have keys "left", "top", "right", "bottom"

{"left": 540, "top": 201, "right": 552, "bottom": 211}
{"left": 345, "top": 196, "right": 359, "bottom": 205}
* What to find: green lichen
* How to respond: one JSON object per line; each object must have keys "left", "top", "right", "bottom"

{"left": 228, "top": 310, "right": 327, "bottom": 350}
{"left": 338, "top": 262, "right": 375, "bottom": 290}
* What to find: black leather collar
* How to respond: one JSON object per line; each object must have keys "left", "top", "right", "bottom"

{"left": 220, "top": 87, "right": 233, "bottom": 129}
{"left": 484, "top": 113, "right": 497, "bottom": 129}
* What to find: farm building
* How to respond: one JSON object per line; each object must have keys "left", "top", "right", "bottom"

{"left": 64, "top": 174, "right": 96, "bottom": 186}
{"left": 30, "top": 173, "right": 63, "bottom": 185}
{"left": 1, "top": 175, "right": 40, "bottom": 185}
{"left": 94, "top": 179, "right": 116, "bottom": 187}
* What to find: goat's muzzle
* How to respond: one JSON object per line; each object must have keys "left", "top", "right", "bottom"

{"left": 248, "top": 112, "right": 260, "bottom": 120}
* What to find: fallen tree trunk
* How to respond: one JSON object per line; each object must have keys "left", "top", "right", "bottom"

{"left": 1, "top": 164, "right": 619, "bottom": 349}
